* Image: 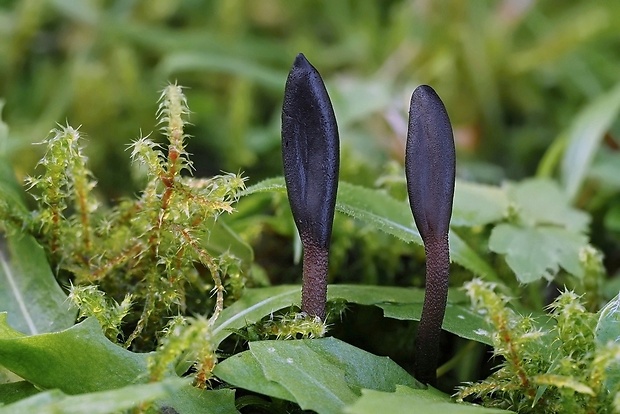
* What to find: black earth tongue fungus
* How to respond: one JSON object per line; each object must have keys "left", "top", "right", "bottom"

{"left": 406, "top": 85, "right": 456, "bottom": 386}
{"left": 281, "top": 53, "right": 340, "bottom": 321}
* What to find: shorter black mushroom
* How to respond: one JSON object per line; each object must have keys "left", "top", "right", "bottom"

{"left": 281, "top": 53, "right": 340, "bottom": 321}
{"left": 406, "top": 85, "right": 456, "bottom": 385}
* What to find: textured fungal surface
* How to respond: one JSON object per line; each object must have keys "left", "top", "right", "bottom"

{"left": 281, "top": 53, "right": 339, "bottom": 320}
{"left": 406, "top": 85, "right": 456, "bottom": 385}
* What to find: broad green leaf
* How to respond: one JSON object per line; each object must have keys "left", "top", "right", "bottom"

{"left": 452, "top": 180, "right": 508, "bottom": 227}
{"left": 343, "top": 385, "right": 514, "bottom": 414}
{"left": 0, "top": 160, "right": 74, "bottom": 334}
{"left": 594, "top": 293, "right": 620, "bottom": 394}
{"left": 0, "top": 381, "right": 39, "bottom": 405}
{"left": 507, "top": 179, "right": 590, "bottom": 232}
{"left": 217, "top": 341, "right": 356, "bottom": 413}
{"left": 330, "top": 283, "right": 425, "bottom": 305}
{"left": 489, "top": 224, "right": 587, "bottom": 283}
{"left": 0, "top": 314, "right": 149, "bottom": 393}
{"left": 0, "top": 233, "right": 76, "bottom": 334}
{"left": 0, "top": 316, "right": 24, "bottom": 340}
{"left": 335, "top": 180, "right": 422, "bottom": 245}
{"left": 242, "top": 177, "right": 285, "bottom": 196}
{"left": 213, "top": 350, "right": 294, "bottom": 401}
{"left": 161, "top": 386, "right": 238, "bottom": 414}
{"left": 561, "top": 81, "right": 620, "bottom": 201}
{"left": 0, "top": 314, "right": 235, "bottom": 413}
{"left": 243, "top": 178, "right": 499, "bottom": 280}
{"left": 449, "top": 232, "right": 500, "bottom": 283}
{"left": 213, "top": 285, "right": 491, "bottom": 348}
{"left": 297, "top": 337, "right": 421, "bottom": 392}
{"left": 595, "top": 293, "right": 620, "bottom": 345}
{"left": 0, "top": 378, "right": 185, "bottom": 414}
{"left": 327, "top": 285, "right": 491, "bottom": 344}
{"left": 214, "top": 338, "right": 422, "bottom": 414}
{"left": 379, "top": 301, "right": 491, "bottom": 345}
{"left": 244, "top": 177, "right": 420, "bottom": 242}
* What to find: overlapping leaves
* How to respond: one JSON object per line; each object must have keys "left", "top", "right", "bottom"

{"left": 244, "top": 176, "right": 591, "bottom": 284}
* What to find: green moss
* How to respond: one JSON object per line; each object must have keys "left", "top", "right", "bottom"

{"left": 22, "top": 85, "right": 247, "bottom": 353}
{"left": 458, "top": 280, "right": 620, "bottom": 413}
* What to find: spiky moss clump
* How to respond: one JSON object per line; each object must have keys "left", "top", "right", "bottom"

{"left": 23, "top": 84, "right": 246, "bottom": 354}
{"left": 458, "top": 280, "right": 620, "bottom": 413}
{"left": 232, "top": 300, "right": 349, "bottom": 343}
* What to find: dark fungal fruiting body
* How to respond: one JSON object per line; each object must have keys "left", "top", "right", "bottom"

{"left": 281, "top": 53, "right": 340, "bottom": 321}
{"left": 406, "top": 85, "right": 456, "bottom": 385}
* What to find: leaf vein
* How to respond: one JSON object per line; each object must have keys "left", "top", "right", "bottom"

{"left": 0, "top": 251, "right": 37, "bottom": 335}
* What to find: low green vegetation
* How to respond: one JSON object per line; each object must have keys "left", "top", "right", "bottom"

{"left": 1, "top": 81, "right": 619, "bottom": 413}
{"left": 1, "top": 2, "right": 620, "bottom": 413}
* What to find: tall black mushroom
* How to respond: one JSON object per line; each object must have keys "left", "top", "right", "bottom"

{"left": 406, "top": 85, "right": 456, "bottom": 385}
{"left": 281, "top": 53, "right": 340, "bottom": 321}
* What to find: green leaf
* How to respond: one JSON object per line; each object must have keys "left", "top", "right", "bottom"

{"left": 243, "top": 178, "right": 499, "bottom": 280}
{"left": 213, "top": 285, "right": 491, "bottom": 347}
{"left": 244, "top": 177, "right": 422, "bottom": 243}
{"left": 161, "top": 387, "right": 239, "bottom": 414}
{"left": 343, "top": 385, "right": 514, "bottom": 414}
{"left": 216, "top": 342, "right": 357, "bottom": 414}
{"left": 561, "top": 82, "right": 620, "bottom": 201}
{"left": 0, "top": 381, "right": 39, "bottom": 405}
{"left": 449, "top": 233, "right": 500, "bottom": 283}
{"left": 507, "top": 178, "right": 590, "bottom": 232}
{"left": 452, "top": 180, "right": 508, "bottom": 227}
{"left": 327, "top": 285, "right": 491, "bottom": 345}
{"left": 0, "top": 314, "right": 236, "bottom": 413}
{"left": 0, "top": 378, "right": 185, "bottom": 414}
{"left": 489, "top": 224, "right": 587, "bottom": 283}
{"left": 594, "top": 293, "right": 620, "bottom": 394}
{"left": 0, "top": 314, "right": 149, "bottom": 393}
{"left": 0, "top": 234, "right": 76, "bottom": 334}
{"left": 213, "top": 350, "right": 294, "bottom": 401}
{"left": 241, "top": 177, "right": 285, "bottom": 196}
{"left": 214, "top": 337, "right": 422, "bottom": 414}
{"left": 595, "top": 293, "right": 620, "bottom": 346}
{"left": 297, "top": 338, "right": 420, "bottom": 392}
{"left": 487, "top": 179, "right": 591, "bottom": 283}
{"left": 0, "top": 157, "right": 74, "bottom": 335}
{"left": 336, "top": 180, "right": 422, "bottom": 243}
{"left": 379, "top": 301, "right": 491, "bottom": 345}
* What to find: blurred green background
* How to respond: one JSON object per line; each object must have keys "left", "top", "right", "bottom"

{"left": 2, "top": 0, "right": 620, "bottom": 284}
{"left": 2, "top": 0, "right": 619, "bottom": 196}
